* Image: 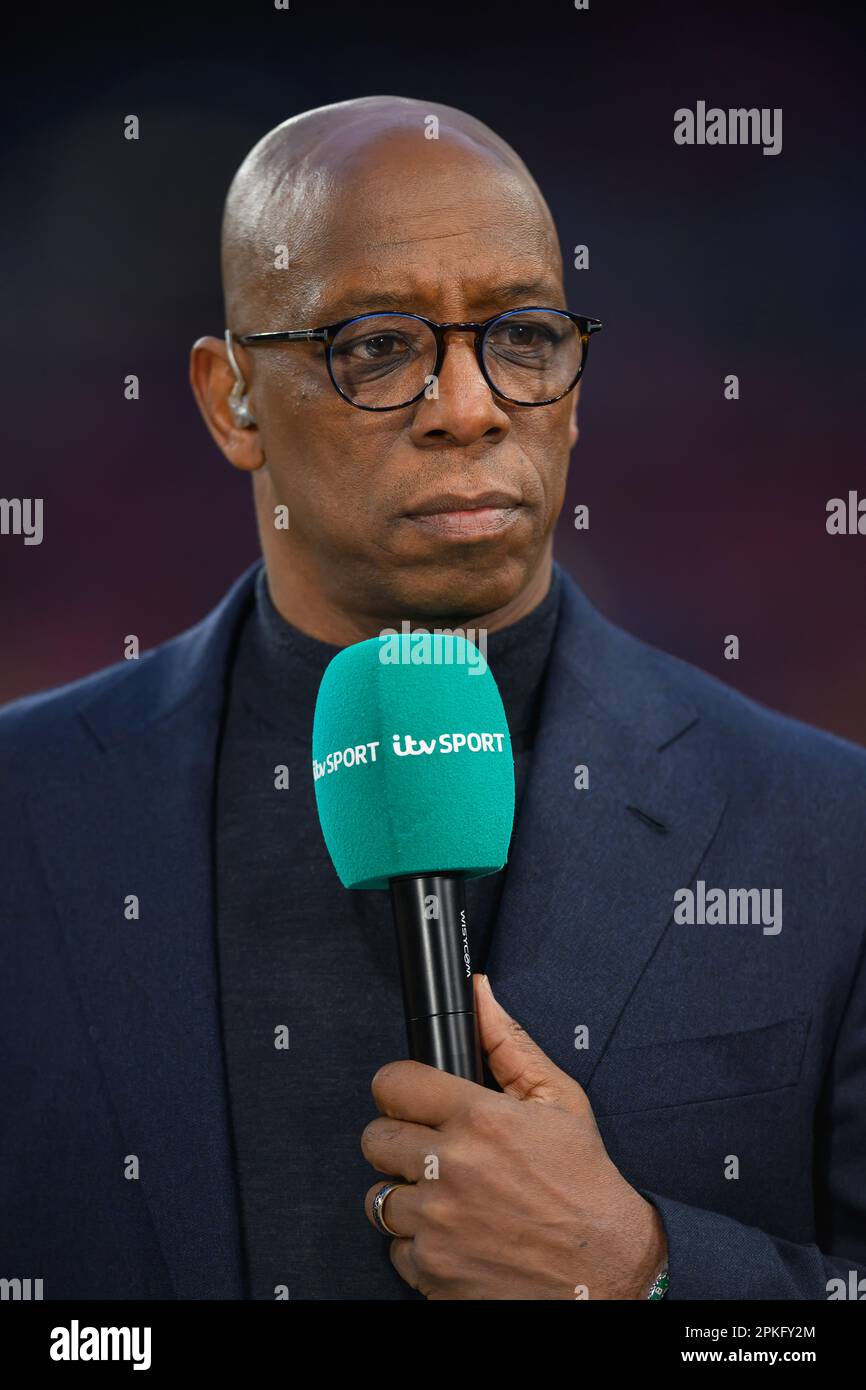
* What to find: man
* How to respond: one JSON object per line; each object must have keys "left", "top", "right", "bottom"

{"left": 2, "top": 95, "right": 865, "bottom": 1302}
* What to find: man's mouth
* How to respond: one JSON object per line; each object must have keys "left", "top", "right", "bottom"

{"left": 402, "top": 490, "right": 524, "bottom": 540}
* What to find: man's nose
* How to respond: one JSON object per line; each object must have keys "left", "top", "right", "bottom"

{"left": 408, "top": 333, "right": 510, "bottom": 448}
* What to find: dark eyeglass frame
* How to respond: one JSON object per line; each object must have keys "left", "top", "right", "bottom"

{"left": 230, "top": 306, "right": 603, "bottom": 412}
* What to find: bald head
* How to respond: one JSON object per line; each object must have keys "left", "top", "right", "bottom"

{"left": 221, "top": 95, "right": 561, "bottom": 330}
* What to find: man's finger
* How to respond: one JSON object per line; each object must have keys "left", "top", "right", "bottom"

{"left": 389, "top": 1233, "right": 421, "bottom": 1291}
{"left": 363, "top": 1178, "right": 421, "bottom": 1238}
{"left": 360, "top": 1116, "right": 438, "bottom": 1181}
{"left": 474, "top": 973, "right": 592, "bottom": 1116}
{"left": 371, "top": 1057, "right": 480, "bottom": 1126}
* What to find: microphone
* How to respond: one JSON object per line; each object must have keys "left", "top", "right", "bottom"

{"left": 311, "top": 631, "right": 515, "bottom": 1081}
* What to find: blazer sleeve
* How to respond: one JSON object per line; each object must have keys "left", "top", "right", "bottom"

{"left": 639, "top": 923, "right": 866, "bottom": 1300}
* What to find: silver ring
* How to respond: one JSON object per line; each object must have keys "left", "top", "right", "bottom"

{"left": 372, "top": 1180, "right": 411, "bottom": 1237}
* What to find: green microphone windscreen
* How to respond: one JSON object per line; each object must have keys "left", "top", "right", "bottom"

{"left": 312, "top": 632, "right": 515, "bottom": 889}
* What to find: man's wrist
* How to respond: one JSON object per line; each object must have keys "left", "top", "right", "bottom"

{"left": 640, "top": 1200, "right": 669, "bottom": 1298}
{"left": 616, "top": 1187, "right": 669, "bottom": 1298}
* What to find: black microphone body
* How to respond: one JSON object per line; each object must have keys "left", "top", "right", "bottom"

{"left": 389, "top": 872, "right": 484, "bottom": 1082}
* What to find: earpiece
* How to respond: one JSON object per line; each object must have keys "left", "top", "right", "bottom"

{"left": 224, "top": 330, "right": 257, "bottom": 429}
{"left": 228, "top": 388, "right": 256, "bottom": 430}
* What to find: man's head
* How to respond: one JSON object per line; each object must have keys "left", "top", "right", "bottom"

{"left": 191, "top": 96, "right": 589, "bottom": 639}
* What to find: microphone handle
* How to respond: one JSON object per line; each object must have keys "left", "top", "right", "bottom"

{"left": 389, "top": 872, "right": 483, "bottom": 1083}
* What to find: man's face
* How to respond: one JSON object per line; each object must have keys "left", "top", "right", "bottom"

{"left": 239, "top": 132, "right": 579, "bottom": 620}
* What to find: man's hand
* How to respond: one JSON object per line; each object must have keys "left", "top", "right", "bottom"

{"left": 362, "top": 973, "right": 667, "bottom": 1300}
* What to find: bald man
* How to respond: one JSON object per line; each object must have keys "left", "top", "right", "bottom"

{"left": 2, "top": 96, "right": 866, "bottom": 1303}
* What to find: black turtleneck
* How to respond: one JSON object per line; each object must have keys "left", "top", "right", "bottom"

{"left": 214, "top": 561, "right": 562, "bottom": 1299}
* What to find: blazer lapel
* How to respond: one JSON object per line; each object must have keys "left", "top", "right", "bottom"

{"left": 487, "top": 569, "right": 729, "bottom": 1097}
{"left": 27, "top": 563, "right": 261, "bottom": 1298}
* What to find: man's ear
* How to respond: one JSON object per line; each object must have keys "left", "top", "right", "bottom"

{"left": 189, "top": 336, "right": 265, "bottom": 473}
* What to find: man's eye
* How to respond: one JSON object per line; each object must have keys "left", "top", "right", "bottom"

{"left": 503, "top": 324, "right": 552, "bottom": 348}
{"left": 353, "top": 334, "right": 407, "bottom": 359}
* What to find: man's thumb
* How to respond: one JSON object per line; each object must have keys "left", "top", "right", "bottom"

{"left": 474, "top": 973, "right": 590, "bottom": 1115}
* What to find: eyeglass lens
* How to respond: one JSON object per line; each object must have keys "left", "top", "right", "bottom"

{"left": 328, "top": 311, "right": 584, "bottom": 408}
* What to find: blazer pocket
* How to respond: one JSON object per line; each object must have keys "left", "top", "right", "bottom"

{"left": 588, "top": 1013, "right": 812, "bottom": 1116}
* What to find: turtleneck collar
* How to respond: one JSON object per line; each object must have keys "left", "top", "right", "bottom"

{"left": 231, "top": 560, "right": 563, "bottom": 748}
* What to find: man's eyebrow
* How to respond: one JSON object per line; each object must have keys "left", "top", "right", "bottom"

{"left": 327, "top": 290, "right": 417, "bottom": 316}
{"left": 476, "top": 280, "right": 563, "bottom": 309}
{"left": 320, "top": 280, "right": 563, "bottom": 320}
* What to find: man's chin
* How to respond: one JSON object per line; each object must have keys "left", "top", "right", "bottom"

{"left": 381, "top": 536, "right": 543, "bottom": 625}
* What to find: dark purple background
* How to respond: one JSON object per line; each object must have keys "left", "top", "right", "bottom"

{"left": 3, "top": 1, "right": 865, "bottom": 742}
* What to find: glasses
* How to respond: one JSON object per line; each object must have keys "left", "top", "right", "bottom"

{"left": 230, "top": 307, "right": 602, "bottom": 411}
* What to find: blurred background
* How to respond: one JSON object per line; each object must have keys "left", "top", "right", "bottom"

{"left": 2, "top": 0, "right": 864, "bottom": 742}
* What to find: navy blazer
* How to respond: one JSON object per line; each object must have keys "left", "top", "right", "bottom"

{"left": 2, "top": 561, "right": 865, "bottom": 1300}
